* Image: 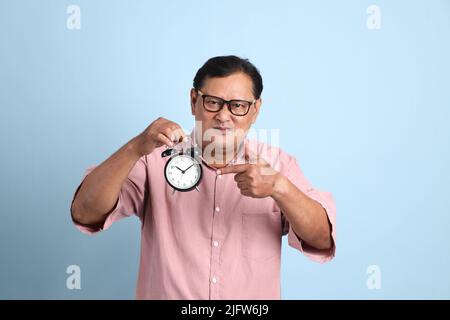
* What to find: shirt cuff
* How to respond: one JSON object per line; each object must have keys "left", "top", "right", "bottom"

{"left": 70, "top": 165, "right": 122, "bottom": 235}
{"left": 287, "top": 190, "right": 336, "bottom": 264}
{"left": 71, "top": 194, "right": 122, "bottom": 235}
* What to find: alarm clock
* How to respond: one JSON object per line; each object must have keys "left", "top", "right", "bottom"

{"left": 161, "top": 145, "right": 202, "bottom": 192}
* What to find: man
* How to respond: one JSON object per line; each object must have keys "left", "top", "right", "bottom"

{"left": 71, "top": 55, "right": 336, "bottom": 299}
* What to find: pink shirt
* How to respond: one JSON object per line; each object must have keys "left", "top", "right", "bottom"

{"left": 72, "top": 137, "right": 336, "bottom": 299}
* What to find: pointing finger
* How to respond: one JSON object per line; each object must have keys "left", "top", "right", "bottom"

{"left": 217, "top": 164, "right": 250, "bottom": 175}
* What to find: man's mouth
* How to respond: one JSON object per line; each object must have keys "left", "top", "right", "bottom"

{"left": 212, "top": 127, "right": 233, "bottom": 134}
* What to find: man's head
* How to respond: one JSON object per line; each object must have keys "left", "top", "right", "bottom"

{"left": 190, "top": 55, "right": 263, "bottom": 163}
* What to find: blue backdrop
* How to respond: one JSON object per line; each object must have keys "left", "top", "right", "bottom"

{"left": 1, "top": 0, "right": 449, "bottom": 299}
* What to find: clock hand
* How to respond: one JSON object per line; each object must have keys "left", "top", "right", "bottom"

{"left": 184, "top": 164, "right": 194, "bottom": 172}
{"left": 175, "top": 166, "right": 185, "bottom": 173}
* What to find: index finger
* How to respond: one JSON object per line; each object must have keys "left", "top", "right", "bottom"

{"left": 170, "top": 126, "right": 187, "bottom": 144}
{"left": 217, "top": 164, "right": 250, "bottom": 175}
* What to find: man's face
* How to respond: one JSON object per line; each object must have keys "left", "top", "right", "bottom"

{"left": 190, "top": 72, "right": 261, "bottom": 160}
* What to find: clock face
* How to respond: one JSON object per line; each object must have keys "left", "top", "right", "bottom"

{"left": 164, "top": 154, "right": 202, "bottom": 191}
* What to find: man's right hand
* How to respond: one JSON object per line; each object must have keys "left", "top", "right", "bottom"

{"left": 71, "top": 117, "right": 186, "bottom": 226}
{"left": 132, "top": 117, "right": 187, "bottom": 157}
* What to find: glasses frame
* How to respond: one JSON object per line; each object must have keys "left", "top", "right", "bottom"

{"left": 196, "top": 89, "right": 256, "bottom": 116}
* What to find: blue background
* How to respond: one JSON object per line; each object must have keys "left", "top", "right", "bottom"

{"left": 1, "top": 0, "right": 449, "bottom": 299}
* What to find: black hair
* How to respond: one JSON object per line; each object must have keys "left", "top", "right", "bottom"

{"left": 193, "top": 55, "right": 263, "bottom": 99}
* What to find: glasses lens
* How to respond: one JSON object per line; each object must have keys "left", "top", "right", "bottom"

{"left": 203, "top": 96, "right": 223, "bottom": 111}
{"left": 230, "top": 101, "right": 251, "bottom": 115}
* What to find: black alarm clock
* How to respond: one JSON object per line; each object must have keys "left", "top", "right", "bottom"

{"left": 161, "top": 145, "right": 202, "bottom": 192}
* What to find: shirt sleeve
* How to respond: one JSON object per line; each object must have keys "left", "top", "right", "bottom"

{"left": 70, "top": 156, "right": 148, "bottom": 235}
{"left": 281, "top": 156, "right": 336, "bottom": 264}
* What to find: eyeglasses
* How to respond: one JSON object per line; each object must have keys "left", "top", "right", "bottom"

{"left": 196, "top": 90, "right": 256, "bottom": 116}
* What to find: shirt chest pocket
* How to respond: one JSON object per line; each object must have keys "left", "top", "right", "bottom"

{"left": 241, "top": 211, "right": 282, "bottom": 262}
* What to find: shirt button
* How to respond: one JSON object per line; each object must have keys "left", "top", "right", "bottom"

{"left": 217, "top": 174, "right": 222, "bottom": 179}
{"left": 215, "top": 206, "right": 220, "bottom": 213}
{"left": 213, "top": 241, "right": 219, "bottom": 247}
{"left": 211, "top": 277, "right": 217, "bottom": 284}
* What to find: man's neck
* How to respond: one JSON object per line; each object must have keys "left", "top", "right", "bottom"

{"left": 192, "top": 130, "right": 245, "bottom": 169}
{"left": 202, "top": 141, "right": 246, "bottom": 169}
{"left": 201, "top": 147, "right": 237, "bottom": 169}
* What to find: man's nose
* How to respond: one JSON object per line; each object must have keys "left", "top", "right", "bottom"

{"left": 215, "top": 103, "right": 233, "bottom": 121}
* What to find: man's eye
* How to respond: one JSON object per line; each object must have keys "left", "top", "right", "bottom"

{"left": 207, "top": 99, "right": 219, "bottom": 105}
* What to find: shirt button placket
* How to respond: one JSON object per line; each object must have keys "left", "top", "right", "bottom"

{"left": 210, "top": 172, "right": 222, "bottom": 299}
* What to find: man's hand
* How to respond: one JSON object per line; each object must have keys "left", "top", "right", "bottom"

{"left": 218, "top": 144, "right": 282, "bottom": 198}
{"left": 132, "top": 117, "right": 187, "bottom": 157}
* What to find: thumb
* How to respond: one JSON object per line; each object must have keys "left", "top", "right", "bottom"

{"left": 244, "top": 143, "right": 269, "bottom": 166}
{"left": 244, "top": 143, "right": 258, "bottom": 164}
{"left": 244, "top": 143, "right": 266, "bottom": 164}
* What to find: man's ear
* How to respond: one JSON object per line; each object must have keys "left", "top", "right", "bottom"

{"left": 251, "top": 98, "right": 262, "bottom": 124}
{"left": 190, "top": 88, "right": 197, "bottom": 116}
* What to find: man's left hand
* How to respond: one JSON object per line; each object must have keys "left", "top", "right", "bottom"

{"left": 218, "top": 144, "right": 283, "bottom": 198}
